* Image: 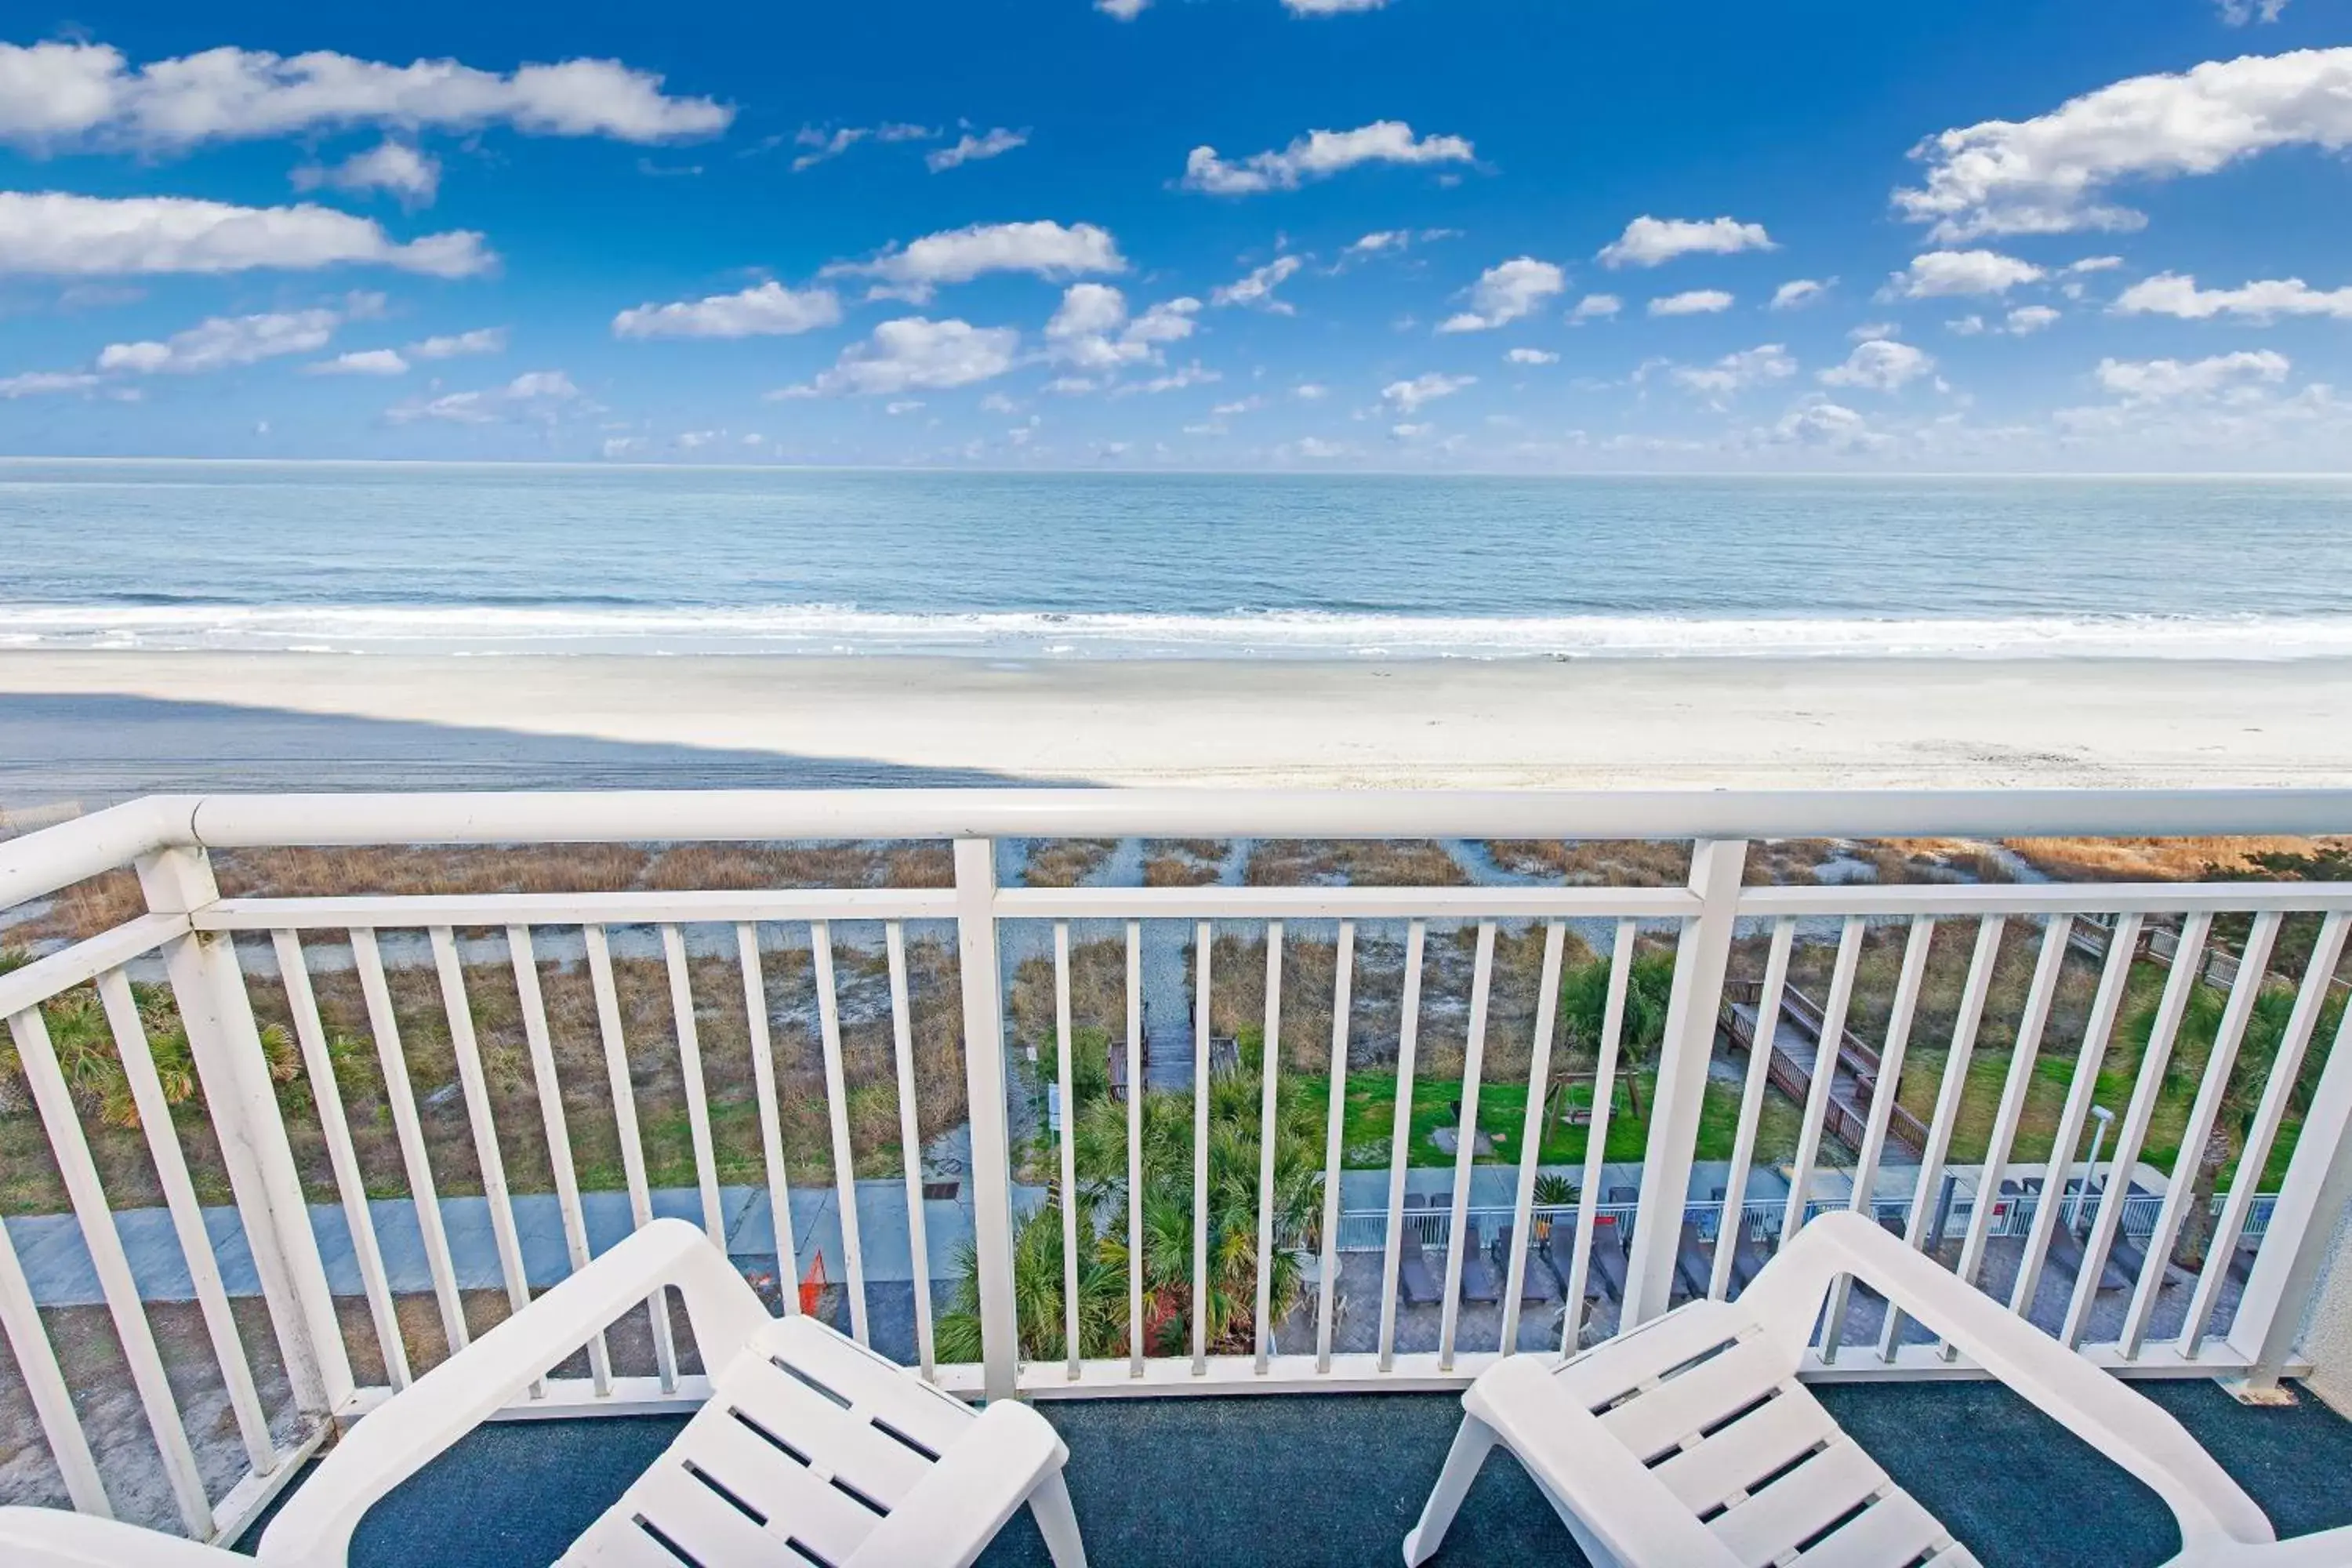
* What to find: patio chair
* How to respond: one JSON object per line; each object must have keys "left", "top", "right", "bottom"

{"left": 1457, "top": 1220, "right": 1502, "bottom": 1305}
{"left": 1403, "top": 1210, "right": 2352, "bottom": 1568}
{"left": 260, "top": 1219, "right": 1088, "bottom": 1568}
{"left": 0, "top": 1510, "right": 249, "bottom": 1566}
{"left": 1399, "top": 1223, "right": 1445, "bottom": 1305}
{"left": 1671, "top": 1219, "right": 1713, "bottom": 1302}
{"left": 1494, "top": 1223, "right": 1559, "bottom": 1306}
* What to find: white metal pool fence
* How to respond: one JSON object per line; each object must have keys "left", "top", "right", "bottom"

{"left": 2, "top": 788, "right": 2350, "bottom": 1546}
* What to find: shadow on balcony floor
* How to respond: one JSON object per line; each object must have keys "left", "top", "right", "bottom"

{"left": 242, "top": 1379, "right": 2352, "bottom": 1567}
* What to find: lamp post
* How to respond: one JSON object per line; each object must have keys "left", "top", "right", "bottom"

{"left": 2073, "top": 1105, "right": 2116, "bottom": 1229}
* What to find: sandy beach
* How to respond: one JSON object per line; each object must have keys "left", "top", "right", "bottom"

{"left": 3, "top": 651, "right": 2349, "bottom": 806}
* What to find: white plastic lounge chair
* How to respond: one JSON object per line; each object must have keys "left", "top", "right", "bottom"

{"left": 263, "top": 1218, "right": 1087, "bottom": 1568}
{"left": 1403, "top": 1210, "right": 2352, "bottom": 1568}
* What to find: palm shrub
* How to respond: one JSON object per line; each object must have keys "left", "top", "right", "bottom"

{"left": 1549, "top": 948, "right": 1675, "bottom": 1124}
{"left": 0, "top": 971, "right": 301, "bottom": 1129}
{"left": 942, "top": 1062, "right": 1328, "bottom": 1363}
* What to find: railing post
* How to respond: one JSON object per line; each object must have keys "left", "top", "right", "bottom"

{"left": 953, "top": 837, "right": 1021, "bottom": 1402}
{"left": 1622, "top": 837, "right": 1748, "bottom": 1327}
{"left": 137, "top": 846, "right": 351, "bottom": 1417}
{"left": 2225, "top": 995, "right": 2352, "bottom": 1395}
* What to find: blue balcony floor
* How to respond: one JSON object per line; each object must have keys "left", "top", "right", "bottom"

{"left": 240, "top": 1378, "right": 2352, "bottom": 1567}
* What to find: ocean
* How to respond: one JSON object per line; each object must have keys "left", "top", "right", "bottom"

{"left": 5, "top": 462, "right": 2351, "bottom": 659}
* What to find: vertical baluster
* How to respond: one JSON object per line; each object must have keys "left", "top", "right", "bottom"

{"left": 1436, "top": 923, "right": 1497, "bottom": 1370}
{"left": 1376, "top": 920, "right": 1428, "bottom": 1372}
{"left": 1126, "top": 920, "right": 1145, "bottom": 1376}
{"left": 1820, "top": 916, "right": 1936, "bottom": 1362}
{"left": 1560, "top": 920, "right": 1636, "bottom": 1356}
{"left": 272, "top": 930, "right": 408, "bottom": 1391}
{"left": 585, "top": 924, "right": 677, "bottom": 1390}
{"left": 1314, "top": 921, "right": 1356, "bottom": 1374}
{"left": 9, "top": 1005, "right": 213, "bottom": 1535}
{"left": 1778, "top": 916, "right": 1866, "bottom": 1247}
{"left": 0, "top": 1196, "right": 107, "bottom": 1516}
{"left": 811, "top": 921, "right": 869, "bottom": 1345}
{"left": 1191, "top": 920, "right": 1214, "bottom": 1375}
{"left": 1252, "top": 922, "right": 1285, "bottom": 1373}
{"left": 2012, "top": 913, "right": 2141, "bottom": 1320}
{"left": 1710, "top": 919, "right": 1794, "bottom": 1300}
{"left": 1875, "top": 916, "right": 2003, "bottom": 1360}
{"left": 1054, "top": 923, "right": 1082, "bottom": 1377}
{"left": 96, "top": 967, "right": 275, "bottom": 1469}
{"left": 1501, "top": 922, "right": 1567, "bottom": 1348}
{"left": 2063, "top": 913, "right": 2212, "bottom": 1349}
{"left": 1946, "top": 916, "right": 2072, "bottom": 1355}
{"left": 735, "top": 924, "right": 800, "bottom": 1319}
{"left": 2119, "top": 913, "right": 2283, "bottom": 1358}
{"left": 509, "top": 925, "right": 610, "bottom": 1393}
{"left": 353, "top": 927, "right": 467, "bottom": 1358}
{"left": 2182, "top": 913, "right": 2350, "bottom": 1357}
{"left": 884, "top": 923, "right": 936, "bottom": 1375}
{"left": 430, "top": 929, "right": 534, "bottom": 1372}
{"left": 659, "top": 926, "right": 725, "bottom": 1240}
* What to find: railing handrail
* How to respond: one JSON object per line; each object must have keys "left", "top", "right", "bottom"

{"left": 12, "top": 786, "right": 2352, "bottom": 914}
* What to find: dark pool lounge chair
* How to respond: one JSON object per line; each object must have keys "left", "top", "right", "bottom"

{"left": 1457, "top": 1221, "right": 1501, "bottom": 1305}
{"left": 1398, "top": 1225, "right": 1444, "bottom": 1305}
{"left": 1494, "top": 1224, "right": 1558, "bottom": 1305}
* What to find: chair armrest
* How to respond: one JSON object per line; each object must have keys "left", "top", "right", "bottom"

{"left": 2172, "top": 1523, "right": 2352, "bottom": 1566}
{"left": 0, "top": 1507, "right": 249, "bottom": 1566}
{"left": 1465, "top": 1357, "right": 1744, "bottom": 1568}
{"left": 259, "top": 1219, "right": 769, "bottom": 1568}
{"left": 847, "top": 1402, "right": 1068, "bottom": 1568}
{"left": 1742, "top": 1212, "right": 2275, "bottom": 1555}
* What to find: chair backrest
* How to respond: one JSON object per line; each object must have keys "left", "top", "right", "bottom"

{"left": 560, "top": 1316, "right": 978, "bottom": 1567}
{"left": 1544, "top": 1305, "right": 1969, "bottom": 1567}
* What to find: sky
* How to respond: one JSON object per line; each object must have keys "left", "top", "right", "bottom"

{"left": 2, "top": 0, "right": 2350, "bottom": 470}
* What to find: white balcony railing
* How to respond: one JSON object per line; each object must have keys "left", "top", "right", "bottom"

{"left": 2, "top": 789, "right": 2351, "bottom": 1544}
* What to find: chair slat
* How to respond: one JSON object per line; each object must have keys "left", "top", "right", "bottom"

{"left": 591, "top": 1462, "right": 789, "bottom": 1566}
{"left": 1650, "top": 1386, "right": 1841, "bottom": 1515}
{"left": 1709, "top": 1438, "right": 1889, "bottom": 1568}
{"left": 1793, "top": 1490, "right": 1950, "bottom": 1568}
{"left": 679, "top": 1407, "right": 880, "bottom": 1563}
{"left": 1598, "top": 1336, "right": 1791, "bottom": 1465}
{"left": 721, "top": 1355, "right": 932, "bottom": 1505}
{"left": 759, "top": 1319, "right": 974, "bottom": 1452}
{"left": 1555, "top": 1304, "right": 1748, "bottom": 1408}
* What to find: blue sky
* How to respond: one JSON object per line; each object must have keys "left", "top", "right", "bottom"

{"left": 2, "top": 0, "right": 2350, "bottom": 469}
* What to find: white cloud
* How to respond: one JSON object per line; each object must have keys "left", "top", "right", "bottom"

{"left": 2066, "top": 256, "right": 2125, "bottom": 274}
{"left": 789, "top": 122, "right": 937, "bottom": 171}
{"left": 1285, "top": 0, "right": 1388, "bottom": 10}
{"left": 1097, "top": 0, "right": 1150, "bottom": 17}
{"left": 309, "top": 347, "right": 408, "bottom": 376}
{"left": 2220, "top": 1, "right": 2290, "bottom": 26}
{"left": 1670, "top": 343, "right": 1795, "bottom": 402}
{"left": 1850, "top": 321, "right": 1900, "bottom": 341}
{"left": 2114, "top": 272, "right": 2352, "bottom": 321}
{"left": 409, "top": 326, "right": 506, "bottom": 358}
{"left": 1438, "top": 256, "right": 1566, "bottom": 332}
{"left": 1770, "top": 278, "right": 1829, "bottom": 310}
{"left": 0, "top": 370, "right": 103, "bottom": 398}
{"left": 824, "top": 220, "right": 1123, "bottom": 303}
{"left": 1649, "top": 289, "right": 1734, "bottom": 316}
{"left": 2005, "top": 305, "right": 2060, "bottom": 335}
{"left": 1292, "top": 383, "right": 1329, "bottom": 400}
{"left": 1597, "top": 215, "right": 1774, "bottom": 268}
{"left": 1116, "top": 361, "right": 1219, "bottom": 395}
{"left": 612, "top": 280, "right": 842, "bottom": 339}
{"left": 389, "top": 368, "right": 580, "bottom": 426}
{"left": 1819, "top": 338, "right": 1934, "bottom": 392}
{"left": 884, "top": 400, "right": 924, "bottom": 415}
{"left": 1346, "top": 230, "right": 1409, "bottom": 255}
{"left": 1210, "top": 254, "right": 1305, "bottom": 313}
{"left": 1181, "top": 121, "right": 1474, "bottom": 195}
{"left": 0, "top": 41, "right": 728, "bottom": 151}
{"left": 1045, "top": 283, "right": 1201, "bottom": 370}
{"left": 1897, "top": 47, "right": 2352, "bottom": 241}
{"left": 2096, "top": 350, "right": 2290, "bottom": 402}
{"left": 100, "top": 304, "right": 361, "bottom": 374}
{"left": 1771, "top": 397, "right": 1889, "bottom": 452}
{"left": 0, "top": 191, "right": 489, "bottom": 277}
{"left": 777, "top": 317, "right": 1020, "bottom": 397}
{"left": 1505, "top": 347, "right": 1559, "bottom": 365}
{"left": 927, "top": 127, "right": 1028, "bottom": 172}
{"left": 1887, "top": 249, "right": 2045, "bottom": 298}
{"left": 1381, "top": 371, "right": 1475, "bottom": 412}
{"left": 292, "top": 140, "right": 438, "bottom": 205}
{"left": 1568, "top": 293, "right": 1621, "bottom": 323}
{"left": 1284, "top": 436, "right": 1355, "bottom": 458}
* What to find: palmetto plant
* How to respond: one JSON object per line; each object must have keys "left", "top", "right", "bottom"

{"left": 940, "top": 1063, "right": 1328, "bottom": 1363}
{"left": 0, "top": 961, "right": 301, "bottom": 1130}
